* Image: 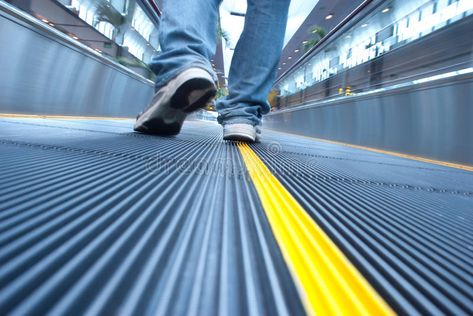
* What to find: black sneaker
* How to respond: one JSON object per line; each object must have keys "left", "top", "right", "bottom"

{"left": 134, "top": 67, "right": 217, "bottom": 135}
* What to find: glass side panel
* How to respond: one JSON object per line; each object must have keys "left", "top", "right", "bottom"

{"left": 279, "top": 0, "right": 473, "bottom": 97}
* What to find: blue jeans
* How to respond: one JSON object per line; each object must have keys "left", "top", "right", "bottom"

{"left": 149, "top": 0, "right": 290, "bottom": 126}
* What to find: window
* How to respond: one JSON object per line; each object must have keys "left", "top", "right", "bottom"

{"left": 78, "top": 3, "right": 95, "bottom": 26}
{"left": 96, "top": 21, "right": 115, "bottom": 40}
{"left": 279, "top": 0, "right": 473, "bottom": 96}
{"left": 131, "top": 6, "right": 155, "bottom": 42}
{"left": 123, "top": 33, "right": 145, "bottom": 60}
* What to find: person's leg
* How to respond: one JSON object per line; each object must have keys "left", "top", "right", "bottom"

{"left": 216, "top": 0, "right": 291, "bottom": 135}
{"left": 134, "top": 0, "right": 222, "bottom": 135}
{"left": 150, "top": 0, "right": 222, "bottom": 90}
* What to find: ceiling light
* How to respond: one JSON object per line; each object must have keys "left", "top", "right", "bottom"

{"left": 325, "top": 14, "right": 334, "bottom": 20}
{"left": 282, "top": 62, "right": 286, "bottom": 65}
{"left": 288, "top": 56, "right": 292, "bottom": 59}
{"left": 302, "top": 40, "right": 308, "bottom": 44}
{"left": 346, "top": 35, "right": 352, "bottom": 39}
{"left": 294, "top": 49, "right": 299, "bottom": 53}
{"left": 72, "top": 35, "right": 79, "bottom": 40}
{"left": 49, "top": 23, "right": 55, "bottom": 26}
{"left": 278, "top": 67, "right": 281, "bottom": 70}
{"left": 382, "top": 7, "right": 390, "bottom": 13}
{"left": 95, "top": 49, "right": 102, "bottom": 53}
{"left": 41, "top": 18, "right": 49, "bottom": 23}
{"left": 361, "top": 23, "right": 368, "bottom": 27}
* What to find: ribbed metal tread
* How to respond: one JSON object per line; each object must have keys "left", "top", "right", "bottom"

{"left": 252, "top": 132, "right": 473, "bottom": 315}
{"left": 1, "top": 118, "right": 473, "bottom": 315}
{"left": 0, "top": 118, "right": 304, "bottom": 315}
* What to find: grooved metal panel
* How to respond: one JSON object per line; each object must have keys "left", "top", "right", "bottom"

{"left": 252, "top": 132, "right": 473, "bottom": 315}
{"left": 0, "top": 2, "right": 154, "bottom": 117}
{"left": 265, "top": 73, "right": 473, "bottom": 165}
{"left": 0, "top": 118, "right": 305, "bottom": 316}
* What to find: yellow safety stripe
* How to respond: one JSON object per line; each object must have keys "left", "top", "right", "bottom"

{"left": 238, "top": 143, "right": 395, "bottom": 316}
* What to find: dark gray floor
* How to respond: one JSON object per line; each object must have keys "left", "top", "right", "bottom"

{"left": 253, "top": 131, "right": 473, "bottom": 315}
{"left": 0, "top": 118, "right": 304, "bottom": 316}
{"left": 0, "top": 118, "right": 472, "bottom": 315}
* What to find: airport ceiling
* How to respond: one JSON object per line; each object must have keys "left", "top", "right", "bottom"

{"left": 278, "top": 0, "right": 365, "bottom": 76}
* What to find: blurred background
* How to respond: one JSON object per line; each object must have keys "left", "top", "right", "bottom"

{"left": 1, "top": 0, "right": 472, "bottom": 163}
{"left": 1, "top": 2, "right": 473, "bottom": 314}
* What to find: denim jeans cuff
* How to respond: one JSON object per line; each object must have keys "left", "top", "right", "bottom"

{"left": 154, "top": 60, "right": 216, "bottom": 91}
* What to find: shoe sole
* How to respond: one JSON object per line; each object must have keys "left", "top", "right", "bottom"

{"left": 223, "top": 124, "right": 257, "bottom": 142}
{"left": 223, "top": 132, "right": 256, "bottom": 142}
{"left": 135, "top": 72, "right": 216, "bottom": 136}
{"left": 171, "top": 78, "right": 217, "bottom": 113}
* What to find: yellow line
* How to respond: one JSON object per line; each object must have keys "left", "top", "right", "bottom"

{"left": 238, "top": 143, "right": 395, "bottom": 316}
{"left": 267, "top": 129, "right": 473, "bottom": 172}
{"left": 0, "top": 113, "right": 131, "bottom": 120}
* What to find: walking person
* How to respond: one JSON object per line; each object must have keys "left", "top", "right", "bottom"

{"left": 134, "top": 0, "right": 291, "bottom": 142}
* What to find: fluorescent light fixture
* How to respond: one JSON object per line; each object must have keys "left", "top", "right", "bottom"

{"left": 458, "top": 68, "right": 473, "bottom": 75}
{"left": 294, "top": 49, "right": 299, "bottom": 53}
{"left": 41, "top": 18, "right": 49, "bottom": 23}
{"left": 95, "top": 49, "right": 102, "bottom": 53}
{"left": 288, "top": 56, "right": 292, "bottom": 59}
{"left": 413, "top": 68, "right": 473, "bottom": 84}
{"left": 72, "top": 36, "right": 79, "bottom": 40}
{"left": 382, "top": 7, "right": 390, "bottom": 13}
{"left": 361, "top": 23, "right": 368, "bottom": 27}
{"left": 325, "top": 14, "right": 334, "bottom": 20}
{"left": 282, "top": 63, "right": 286, "bottom": 65}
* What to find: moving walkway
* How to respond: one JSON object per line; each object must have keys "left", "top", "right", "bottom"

{"left": 0, "top": 117, "right": 472, "bottom": 315}
{"left": 1, "top": 1, "right": 472, "bottom": 314}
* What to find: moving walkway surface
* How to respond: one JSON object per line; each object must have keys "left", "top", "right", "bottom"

{"left": 0, "top": 117, "right": 472, "bottom": 315}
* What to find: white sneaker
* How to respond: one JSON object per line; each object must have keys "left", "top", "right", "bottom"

{"left": 223, "top": 123, "right": 262, "bottom": 143}
{"left": 134, "top": 68, "right": 216, "bottom": 135}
